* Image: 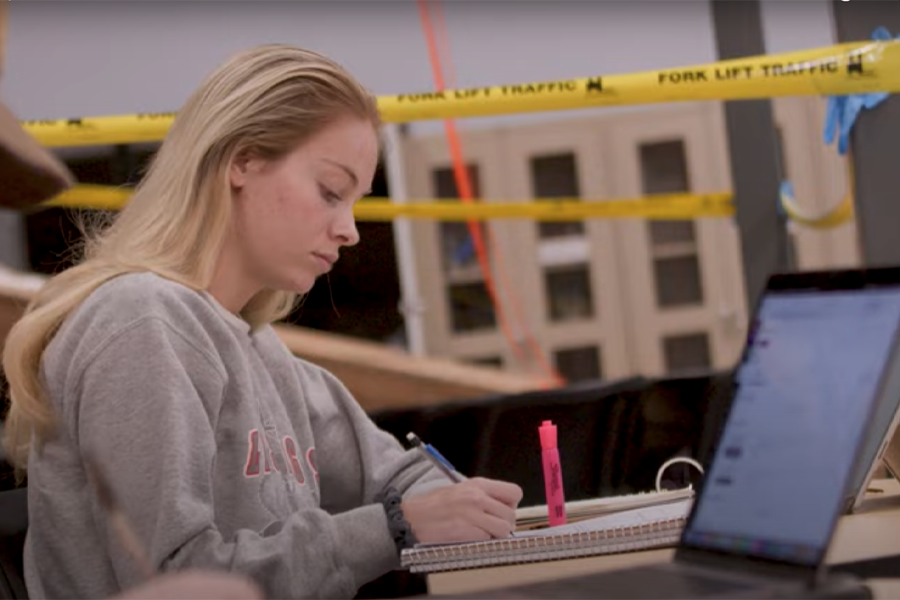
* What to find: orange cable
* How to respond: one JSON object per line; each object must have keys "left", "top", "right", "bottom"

{"left": 429, "top": 0, "right": 458, "bottom": 96}
{"left": 415, "top": 0, "right": 528, "bottom": 368}
{"left": 416, "top": 0, "right": 563, "bottom": 385}
{"left": 427, "top": 0, "right": 562, "bottom": 386}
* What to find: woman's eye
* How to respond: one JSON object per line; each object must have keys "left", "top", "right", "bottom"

{"left": 320, "top": 186, "right": 341, "bottom": 204}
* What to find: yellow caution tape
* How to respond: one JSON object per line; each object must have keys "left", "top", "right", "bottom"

{"left": 47, "top": 184, "right": 857, "bottom": 228}
{"left": 379, "top": 39, "right": 900, "bottom": 122}
{"left": 779, "top": 186, "right": 855, "bottom": 229}
{"left": 47, "top": 185, "right": 734, "bottom": 221}
{"left": 23, "top": 39, "right": 900, "bottom": 147}
{"left": 46, "top": 184, "right": 135, "bottom": 212}
{"left": 358, "top": 195, "right": 735, "bottom": 221}
{"left": 25, "top": 113, "right": 177, "bottom": 149}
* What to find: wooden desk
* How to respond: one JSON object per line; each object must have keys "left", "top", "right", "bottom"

{"left": 428, "top": 480, "right": 900, "bottom": 598}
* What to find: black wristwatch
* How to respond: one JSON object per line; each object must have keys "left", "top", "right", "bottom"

{"left": 376, "top": 487, "right": 418, "bottom": 555}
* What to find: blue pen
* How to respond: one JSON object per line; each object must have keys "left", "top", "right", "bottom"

{"left": 406, "top": 432, "right": 465, "bottom": 483}
{"left": 406, "top": 433, "right": 517, "bottom": 538}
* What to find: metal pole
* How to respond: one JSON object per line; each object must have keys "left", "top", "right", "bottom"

{"left": 0, "top": 210, "right": 28, "bottom": 271}
{"left": 383, "top": 124, "right": 427, "bottom": 356}
{"left": 711, "top": 0, "right": 792, "bottom": 312}
{"left": 832, "top": 0, "right": 900, "bottom": 267}
{"left": 0, "top": 3, "right": 28, "bottom": 272}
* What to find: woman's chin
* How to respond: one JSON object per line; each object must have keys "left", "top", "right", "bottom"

{"left": 268, "top": 275, "right": 316, "bottom": 297}
{"left": 288, "top": 276, "right": 317, "bottom": 296}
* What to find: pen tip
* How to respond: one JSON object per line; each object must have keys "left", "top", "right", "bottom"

{"left": 406, "top": 432, "right": 420, "bottom": 445}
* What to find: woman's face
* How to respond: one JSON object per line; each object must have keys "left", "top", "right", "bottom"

{"left": 226, "top": 116, "right": 379, "bottom": 302}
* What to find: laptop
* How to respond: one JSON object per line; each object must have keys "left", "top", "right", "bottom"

{"left": 838, "top": 267, "right": 900, "bottom": 513}
{"left": 879, "top": 429, "right": 900, "bottom": 486}
{"left": 449, "top": 267, "right": 900, "bottom": 599}
{"left": 844, "top": 319, "right": 900, "bottom": 514}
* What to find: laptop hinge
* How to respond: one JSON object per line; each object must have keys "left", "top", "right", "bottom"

{"left": 675, "top": 548, "right": 819, "bottom": 586}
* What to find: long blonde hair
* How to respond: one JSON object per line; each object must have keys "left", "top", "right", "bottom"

{"left": 2, "top": 44, "right": 380, "bottom": 471}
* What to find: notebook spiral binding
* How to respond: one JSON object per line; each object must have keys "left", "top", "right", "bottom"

{"left": 401, "top": 516, "right": 686, "bottom": 573}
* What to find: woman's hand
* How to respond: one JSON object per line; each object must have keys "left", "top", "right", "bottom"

{"left": 401, "top": 477, "right": 523, "bottom": 544}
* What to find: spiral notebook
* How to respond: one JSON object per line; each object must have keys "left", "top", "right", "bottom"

{"left": 400, "top": 497, "right": 692, "bottom": 574}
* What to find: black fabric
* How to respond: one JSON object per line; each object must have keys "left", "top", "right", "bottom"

{"left": 355, "top": 571, "right": 427, "bottom": 600}
{"left": 625, "top": 370, "right": 735, "bottom": 493}
{"left": 0, "top": 456, "right": 15, "bottom": 495}
{"left": 0, "top": 488, "right": 28, "bottom": 600}
{"left": 372, "top": 372, "right": 732, "bottom": 507}
{"left": 0, "top": 439, "right": 19, "bottom": 495}
{"left": 833, "top": 554, "right": 900, "bottom": 579}
{"left": 467, "top": 377, "right": 649, "bottom": 504}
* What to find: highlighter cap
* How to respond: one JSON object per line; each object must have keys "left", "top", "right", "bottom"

{"left": 539, "top": 420, "right": 557, "bottom": 449}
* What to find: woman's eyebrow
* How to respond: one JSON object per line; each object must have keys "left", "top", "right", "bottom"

{"left": 322, "top": 159, "right": 359, "bottom": 188}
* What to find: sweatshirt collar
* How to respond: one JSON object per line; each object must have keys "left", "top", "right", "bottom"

{"left": 201, "top": 290, "right": 253, "bottom": 336}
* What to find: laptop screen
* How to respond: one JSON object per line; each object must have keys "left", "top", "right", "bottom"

{"left": 682, "top": 279, "right": 900, "bottom": 567}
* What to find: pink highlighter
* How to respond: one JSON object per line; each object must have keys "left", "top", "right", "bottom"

{"left": 539, "top": 420, "right": 567, "bottom": 526}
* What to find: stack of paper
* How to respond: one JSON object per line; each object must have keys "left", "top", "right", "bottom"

{"left": 515, "top": 487, "right": 694, "bottom": 531}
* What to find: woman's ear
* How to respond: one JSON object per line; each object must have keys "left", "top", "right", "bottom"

{"left": 229, "top": 149, "right": 260, "bottom": 189}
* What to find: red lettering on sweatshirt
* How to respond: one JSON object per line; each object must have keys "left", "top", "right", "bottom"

{"left": 244, "top": 428, "right": 315, "bottom": 485}
{"left": 306, "top": 448, "right": 319, "bottom": 483}
{"left": 283, "top": 436, "right": 306, "bottom": 485}
{"left": 244, "top": 429, "right": 261, "bottom": 477}
{"left": 262, "top": 434, "right": 277, "bottom": 474}
{"left": 245, "top": 430, "right": 277, "bottom": 476}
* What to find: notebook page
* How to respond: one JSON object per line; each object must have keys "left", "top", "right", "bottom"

{"left": 516, "top": 487, "right": 693, "bottom": 524}
{"left": 515, "top": 497, "right": 694, "bottom": 538}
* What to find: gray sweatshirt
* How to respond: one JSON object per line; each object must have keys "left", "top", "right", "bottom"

{"left": 23, "top": 272, "right": 448, "bottom": 599}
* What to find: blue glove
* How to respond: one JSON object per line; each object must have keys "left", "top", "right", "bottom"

{"left": 453, "top": 234, "right": 476, "bottom": 266}
{"left": 823, "top": 26, "right": 895, "bottom": 155}
{"left": 777, "top": 181, "right": 792, "bottom": 217}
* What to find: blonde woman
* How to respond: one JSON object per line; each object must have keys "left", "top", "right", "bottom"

{"left": 2, "top": 45, "right": 522, "bottom": 600}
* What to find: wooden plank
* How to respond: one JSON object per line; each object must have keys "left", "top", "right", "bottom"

{"left": 0, "top": 267, "right": 546, "bottom": 411}
{"left": 0, "top": 2, "right": 7, "bottom": 78}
